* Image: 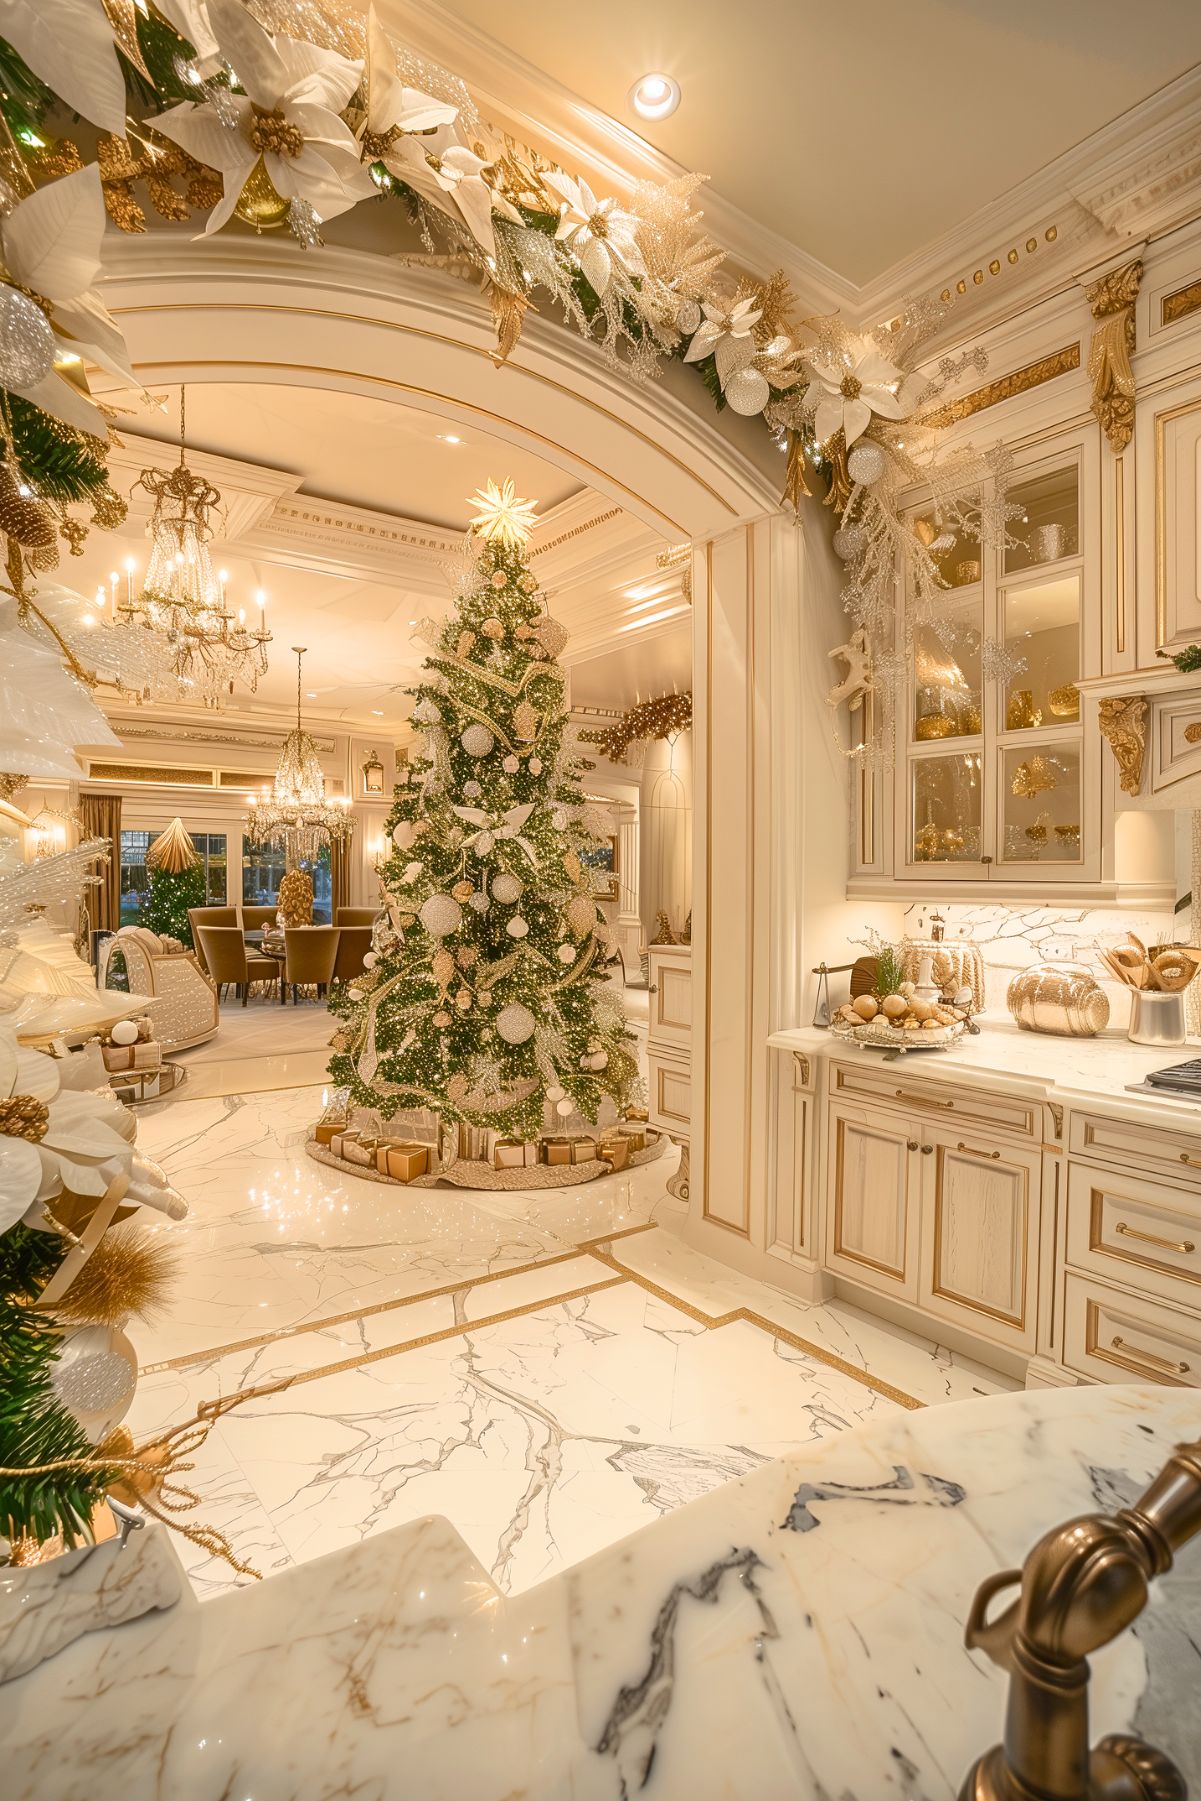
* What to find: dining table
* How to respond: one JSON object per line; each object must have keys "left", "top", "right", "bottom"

{"left": 243, "top": 927, "right": 289, "bottom": 1004}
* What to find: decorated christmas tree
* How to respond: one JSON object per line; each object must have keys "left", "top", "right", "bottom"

{"left": 140, "top": 818, "right": 206, "bottom": 946}
{"left": 327, "top": 480, "right": 638, "bottom": 1145}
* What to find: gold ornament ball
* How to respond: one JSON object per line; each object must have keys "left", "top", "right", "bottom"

{"left": 481, "top": 618, "right": 504, "bottom": 639}
{"left": 490, "top": 570, "right": 507, "bottom": 589}
{"left": 234, "top": 158, "right": 290, "bottom": 231}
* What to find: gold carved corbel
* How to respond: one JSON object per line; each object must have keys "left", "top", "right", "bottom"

{"left": 1098, "top": 694, "right": 1149, "bottom": 796}
{"left": 1085, "top": 259, "right": 1142, "bottom": 453}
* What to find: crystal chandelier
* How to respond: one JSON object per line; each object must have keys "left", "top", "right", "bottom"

{"left": 117, "top": 387, "right": 271, "bottom": 705}
{"left": 245, "top": 648, "right": 354, "bottom": 864}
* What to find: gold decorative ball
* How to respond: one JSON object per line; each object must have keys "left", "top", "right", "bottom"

{"left": 234, "top": 159, "right": 289, "bottom": 231}
{"left": 490, "top": 570, "right": 507, "bottom": 590}
{"left": 915, "top": 714, "right": 957, "bottom": 740}
{"left": 1048, "top": 683, "right": 1080, "bottom": 719}
{"left": 481, "top": 618, "right": 504, "bottom": 639}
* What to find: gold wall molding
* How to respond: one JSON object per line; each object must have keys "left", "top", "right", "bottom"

{"left": 529, "top": 507, "right": 623, "bottom": 557}
{"left": 1114, "top": 457, "right": 1126, "bottom": 656}
{"left": 86, "top": 760, "right": 213, "bottom": 786}
{"left": 1162, "top": 278, "right": 1201, "bottom": 326}
{"left": 1098, "top": 694, "right": 1149, "bottom": 796}
{"left": 116, "top": 723, "right": 337, "bottom": 754}
{"left": 922, "top": 344, "right": 1081, "bottom": 429}
{"left": 1085, "top": 258, "right": 1142, "bottom": 453}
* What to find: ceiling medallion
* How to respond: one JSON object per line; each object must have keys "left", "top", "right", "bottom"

{"left": 118, "top": 386, "right": 271, "bottom": 706}
{"left": 244, "top": 648, "right": 354, "bottom": 864}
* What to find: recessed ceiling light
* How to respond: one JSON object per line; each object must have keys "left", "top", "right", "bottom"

{"left": 629, "top": 72, "right": 680, "bottom": 121}
{"left": 371, "top": 709, "right": 384, "bottom": 716}
{"left": 306, "top": 691, "right": 317, "bottom": 699}
{"left": 408, "top": 618, "right": 417, "bottom": 626}
{"left": 440, "top": 433, "right": 462, "bottom": 445}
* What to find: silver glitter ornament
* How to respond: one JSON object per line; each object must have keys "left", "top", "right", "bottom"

{"left": 832, "top": 525, "right": 866, "bottom": 561}
{"left": 419, "top": 893, "right": 463, "bottom": 937}
{"left": 847, "top": 441, "right": 886, "bottom": 486}
{"left": 460, "top": 724, "right": 494, "bottom": 757}
{"left": 496, "top": 1002, "right": 536, "bottom": 1044}
{"left": 491, "top": 872, "right": 523, "bottom": 904}
{"left": 0, "top": 288, "right": 56, "bottom": 388}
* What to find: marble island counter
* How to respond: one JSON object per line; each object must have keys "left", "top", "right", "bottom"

{"left": 3, "top": 1384, "right": 1199, "bottom": 1798}
{"left": 769, "top": 1016, "right": 1201, "bottom": 1129}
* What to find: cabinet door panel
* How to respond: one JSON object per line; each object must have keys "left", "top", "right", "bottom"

{"left": 825, "top": 1106, "right": 917, "bottom": 1298}
{"left": 919, "top": 1137, "right": 1041, "bottom": 1352}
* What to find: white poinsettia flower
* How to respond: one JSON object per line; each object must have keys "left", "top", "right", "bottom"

{"left": 805, "top": 339, "right": 911, "bottom": 450}
{"left": 682, "top": 296, "right": 762, "bottom": 368}
{"left": 0, "top": 166, "right": 145, "bottom": 436}
{"left": 543, "top": 171, "right": 645, "bottom": 296}
{"left": 380, "top": 126, "right": 518, "bottom": 260}
{"left": 0, "top": 0, "right": 128, "bottom": 134}
{"left": 0, "top": 1032, "right": 132, "bottom": 1234}
{"left": 153, "top": 0, "right": 221, "bottom": 70}
{"left": 359, "top": 6, "right": 458, "bottom": 151}
{"left": 151, "top": 0, "right": 376, "bottom": 236}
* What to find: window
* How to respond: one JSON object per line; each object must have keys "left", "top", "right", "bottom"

{"left": 120, "top": 828, "right": 226, "bottom": 923}
{"left": 119, "top": 829, "right": 151, "bottom": 924}
{"left": 242, "top": 839, "right": 287, "bottom": 909}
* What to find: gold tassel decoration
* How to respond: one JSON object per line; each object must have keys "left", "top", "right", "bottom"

{"left": 821, "top": 429, "right": 853, "bottom": 515}
{"left": 781, "top": 428, "right": 813, "bottom": 509}
{"left": 49, "top": 1224, "right": 179, "bottom": 1327}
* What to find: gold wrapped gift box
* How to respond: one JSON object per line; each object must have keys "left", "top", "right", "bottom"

{"left": 618, "top": 1123, "right": 648, "bottom": 1152}
{"left": 542, "top": 1134, "right": 597, "bottom": 1166}
{"left": 596, "top": 1137, "right": 630, "bottom": 1171}
{"left": 102, "top": 1042, "right": 162, "bottom": 1073}
{"left": 491, "top": 1137, "right": 538, "bottom": 1169}
{"left": 313, "top": 1117, "right": 348, "bottom": 1146}
{"left": 375, "top": 1140, "right": 430, "bottom": 1182}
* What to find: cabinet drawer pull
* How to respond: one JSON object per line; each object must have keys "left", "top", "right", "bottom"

{"left": 1110, "top": 1335, "right": 1190, "bottom": 1377}
{"left": 1179, "top": 1152, "right": 1201, "bottom": 1170}
{"left": 957, "top": 1141, "right": 1001, "bottom": 1159}
{"left": 920, "top": 1143, "right": 933, "bottom": 1154}
{"left": 906, "top": 1139, "right": 919, "bottom": 1152}
{"left": 1114, "top": 1221, "right": 1196, "bottom": 1255}
{"left": 895, "top": 1090, "right": 954, "bottom": 1110}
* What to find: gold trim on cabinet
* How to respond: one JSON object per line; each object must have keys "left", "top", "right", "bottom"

{"left": 1088, "top": 1187, "right": 1201, "bottom": 1285}
{"left": 1162, "top": 279, "right": 1201, "bottom": 326}
{"left": 1154, "top": 392, "right": 1201, "bottom": 652}
{"left": 743, "top": 523, "right": 756, "bottom": 1242}
{"left": 1084, "top": 1300, "right": 1194, "bottom": 1385}
{"left": 859, "top": 688, "right": 875, "bottom": 866}
{"left": 921, "top": 344, "right": 1081, "bottom": 428}
{"left": 655, "top": 1064, "right": 691, "bottom": 1126}
{"left": 930, "top": 1144, "right": 1029, "bottom": 1331}
{"left": 831, "top": 1117, "right": 910, "bottom": 1283}
{"left": 1114, "top": 456, "right": 1126, "bottom": 655}
{"left": 792, "top": 1051, "right": 811, "bottom": 1088}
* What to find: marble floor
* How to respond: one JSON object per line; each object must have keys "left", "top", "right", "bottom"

{"left": 127, "top": 1081, "right": 1016, "bottom": 1603}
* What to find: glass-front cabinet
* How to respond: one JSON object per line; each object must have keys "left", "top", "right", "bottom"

{"left": 891, "top": 427, "right": 1102, "bottom": 889}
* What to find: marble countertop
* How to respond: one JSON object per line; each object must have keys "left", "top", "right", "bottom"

{"left": 769, "top": 1016, "right": 1201, "bottom": 1129}
{"left": 4, "top": 1384, "right": 1199, "bottom": 1798}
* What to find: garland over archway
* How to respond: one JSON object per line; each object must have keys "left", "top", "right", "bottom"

{"left": 0, "top": 0, "right": 1014, "bottom": 760}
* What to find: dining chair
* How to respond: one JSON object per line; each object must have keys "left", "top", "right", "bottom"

{"left": 331, "top": 925, "right": 372, "bottom": 986}
{"left": 198, "top": 925, "right": 279, "bottom": 1005}
{"left": 283, "top": 926, "right": 340, "bottom": 1003}
{"left": 240, "top": 904, "right": 278, "bottom": 932}
{"left": 335, "top": 907, "right": 381, "bottom": 927}
{"left": 187, "top": 906, "right": 237, "bottom": 973}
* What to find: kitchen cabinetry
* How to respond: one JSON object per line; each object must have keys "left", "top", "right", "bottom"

{"left": 646, "top": 943, "right": 691, "bottom": 1200}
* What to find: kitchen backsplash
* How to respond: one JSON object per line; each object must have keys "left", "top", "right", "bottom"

{"left": 901, "top": 902, "right": 1181, "bottom": 1019}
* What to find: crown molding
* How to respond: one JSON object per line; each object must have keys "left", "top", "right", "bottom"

{"left": 108, "top": 432, "right": 303, "bottom": 541}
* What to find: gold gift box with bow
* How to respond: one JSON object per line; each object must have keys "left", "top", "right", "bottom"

{"left": 542, "top": 1134, "right": 597, "bottom": 1166}
{"left": 492, "top": 1137, "right": 538, "bottom": 1169}
{"left": 375, "top": 1140, "right": 430, "bottom": 1182}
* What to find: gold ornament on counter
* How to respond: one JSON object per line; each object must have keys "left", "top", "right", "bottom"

{"left": 1006, "top": 961, "right": 1110, "bottom": 1036}
{"left": 1006, "top": 689, "right": 1041, "bottom": 730}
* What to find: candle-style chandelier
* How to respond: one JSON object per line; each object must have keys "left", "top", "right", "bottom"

{"left": 117, "top": 386, "right": 271, "bottom": 705}
{"left": 245, "top": 648, "right": 354, "bottom": 864}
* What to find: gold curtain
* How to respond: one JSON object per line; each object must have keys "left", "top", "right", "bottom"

{"left": 329, "top": 835, "right": 350, "bottom": 920}
{"left": 79, "top": 793, "right": 122, "bottom": 933}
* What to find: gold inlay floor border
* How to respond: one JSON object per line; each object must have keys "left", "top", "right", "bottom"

{"left": 142, "top": 1224, "right": 921, "bottom": 1412}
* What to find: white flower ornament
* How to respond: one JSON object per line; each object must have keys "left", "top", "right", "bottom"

{"left": 543, "top": 172, "right": 645, "bottom": 296}
{"left": 683, "top": 298, "right": 802, "bottom": 417}
{"left": 151, "top": 0, "right": 376, "bottom": 236}
{"left": 805, "top": 340, "right": 912, "bottom": 450}
{"left": 0, "top": 1031, "right": 131, "bottom": 1233}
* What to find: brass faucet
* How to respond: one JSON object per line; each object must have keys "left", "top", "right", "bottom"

{"left": 959, "top": 1436, "right": 1201, "bottom": 1800}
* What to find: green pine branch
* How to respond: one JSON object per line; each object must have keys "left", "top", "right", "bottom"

{"left": 4, "top": 395, "right": 110, "bottom": 508}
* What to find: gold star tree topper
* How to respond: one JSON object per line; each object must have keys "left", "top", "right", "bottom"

{"left": 467, "top": 478, "right": 539, "bottom": 550}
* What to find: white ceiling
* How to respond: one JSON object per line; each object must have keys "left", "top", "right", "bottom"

{"left": 76, "top": 383, "right": 690, "bottom": 728}
{"left": 429, "top": 0, "right": 1201, "bottom": 285}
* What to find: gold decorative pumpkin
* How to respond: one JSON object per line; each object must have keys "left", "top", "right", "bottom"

{"left": 1007, "top": 962, "right": 1110, "bottom": 1036}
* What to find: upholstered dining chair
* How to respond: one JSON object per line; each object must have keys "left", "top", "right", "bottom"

{"left": 334, "top": 907, "right": 380, "bottom": 927}
{"left": 198, "top": 925, "right": 279, "bottom": 1005}
{"left": 240, "top": 904, "right": 278, "bottom": 932}
{"left": 330, "top": 925, "right": 372, "bottom": 987}
{"left": 187, "top": 906, "right": 238, "bottom": 973}
{"left": 283, "top": 926, "right": 340, "bottom": 1003}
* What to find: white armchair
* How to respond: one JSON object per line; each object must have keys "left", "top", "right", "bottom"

{"left": 98, "top": 927, "right": 219, "bottom": 1051}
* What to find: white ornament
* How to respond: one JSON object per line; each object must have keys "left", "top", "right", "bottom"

{"left": 491, "top": 872, "right": 523, "bottom": 904}
{"left": 419, "top": 893, "right": 463, "bottom": 937}
{"left": 468, "top": 892, "right": 490, "bottom": 913}
{"left": 506, "top": 916, "right": 529, "bottom": 939}
{"left": 555, "top": 1097, "right": 574, "bottom": 1117}
{"left": 546, "top": 1084, "right": 565, "bottom": 1103}
{"left": 109, "top": 1019, "right": 139, "bottom": 1046}
{"left": 847, "top": 440, "right": 886, "bottom": 486}
{"left": 362, "top": 950, "right": 378, "bottom": 969}
{"left": 399, "top": 860, "right": 424, "bottom": 886}
{"left": 589, "top": 1051, "right": 609, "bottom": 1070}
{"left": 0, "top": 288, "right": 56, "bottom": 388}
{"left": 552, "top": 810, "right": 568, "bottom": 830}
{"left": 412, "top": 697, "right": 442, "bottom": 724}
{"left": 392, "top": 819, "right": 418, "bottom": 852}
{"left": 475, "top": 831, "right": 495, "bottom": 855}
{"left": 724, "top": 365, "right": 771, "bottom": 417}
{"left": 832, "top": 525, "right": 866, "bottom": 561}
{"left": 51, "top": 1325, "right": 137, "bottom": 1443}
{"left": 496, "top": 1002, "right": 536, "bottom": 1044}
{"left": 460, "top": 724, "right": 494, "bottom": 758}
{"left": 556, "top": 943, "right": 576, "bottom": 964}
{"left": 502, "top": 755, "right": 519, "bottom": 773}
{"left": 676, "top": 296, "right": 702, "bottom": 335}
{"left": 463, "top": 780, "right": 482, "bottom": 798}
{"left": 528, "top": 757, "right": 542, "bottom": 775}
